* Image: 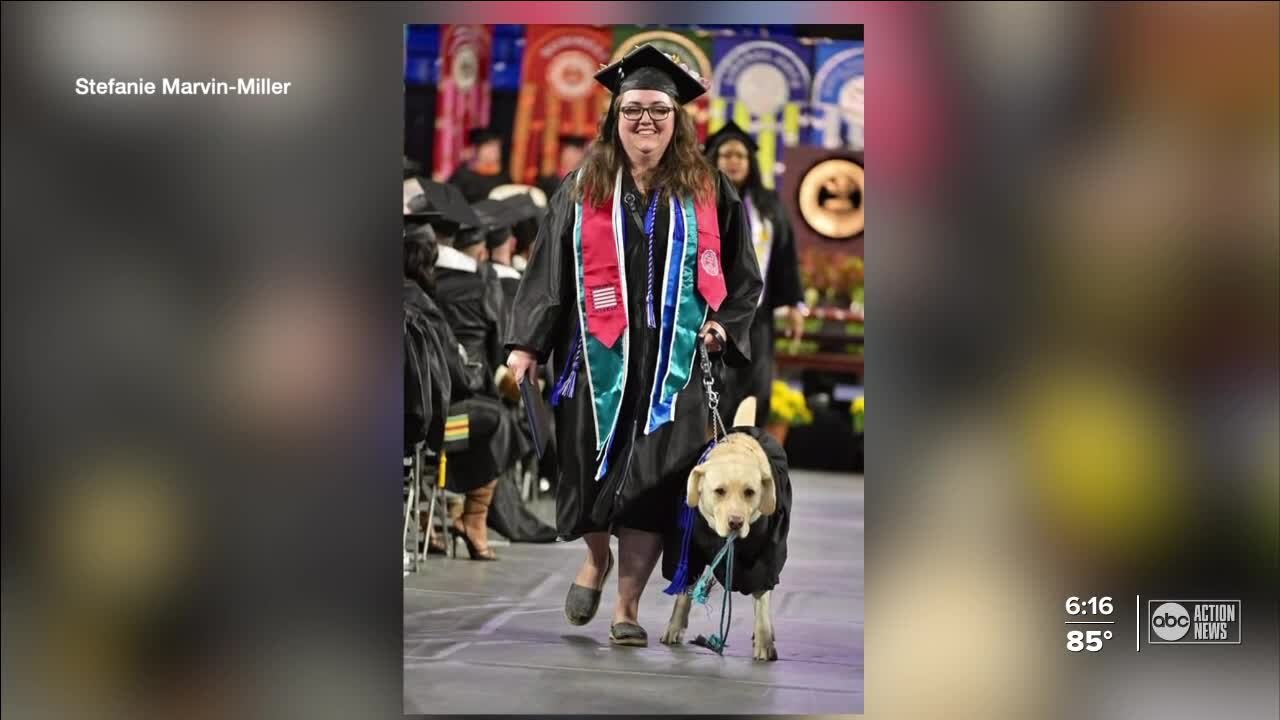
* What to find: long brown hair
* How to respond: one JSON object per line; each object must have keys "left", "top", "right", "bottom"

{"left": 575, "top": 97, "right": 716, "bottom": 208}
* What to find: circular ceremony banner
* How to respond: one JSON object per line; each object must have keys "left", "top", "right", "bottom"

{"left": 432, "top": 25, "right": 493, "bottom": 181}
{"left": 710, "top": 38, "right": 812, "bottom": 189}
{"left": 510, "top": 26, "right": 613, "bottom": 185}
{"left": 811, "top": 42, "right": 864, "bottom": 151}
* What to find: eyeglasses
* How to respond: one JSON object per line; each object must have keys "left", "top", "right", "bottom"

{"left": 619, "top": 104, "right": 673, "bottom": 122}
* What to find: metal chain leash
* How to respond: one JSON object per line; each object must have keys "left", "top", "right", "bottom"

{"left": 699, "top": 332, "right": 728, "bottom": 444}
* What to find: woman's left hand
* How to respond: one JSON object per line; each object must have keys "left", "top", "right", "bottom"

{"left": 786, "top": 305, "right": 807, "bottom": 342}
{"left": 698, "top": 320, "right": 727, "bottom": 352}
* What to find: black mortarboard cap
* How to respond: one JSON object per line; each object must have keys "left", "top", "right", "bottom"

{"left": 407, "top": 179, "right": 481, "bottom": 236}
{"left": 468, "top": 198, "right": 511, "bottom": 250}
{"left": 453, "top": 227, "right": 488, "bottom": 251}
{"left": 470, "top": 198, "right": 506, "bottom": 228}
{"left": 498, "top": 194, "right": 542, "bottom": 226}
{"left": 594, "top": 44, "right": 708, "bottom": 105}
{"left": 558, "top": 135, "right": 590, "bottom": 150}
{"left": 702, "top": 120, "right": 759, "bottom": 157}
{"left": 467, "top": 127, "right": 502, "bottom": 147}
{"left": 403, "top": 155, "right": 425, "bottom": 181}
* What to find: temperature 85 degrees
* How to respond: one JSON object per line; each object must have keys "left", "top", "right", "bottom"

{"left": 1067, "top": 629, "right": 1112, "bottom": 652}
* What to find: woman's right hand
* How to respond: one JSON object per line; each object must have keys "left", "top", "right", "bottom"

{"left": 505, "top": 349, "right": 539, "bottom": 386}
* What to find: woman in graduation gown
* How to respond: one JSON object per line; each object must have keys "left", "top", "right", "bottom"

{"left": 505, "top": 45, "right": 764, "bottom": 646}
{"left": 702, "top": 121, "right": 807, "bottom": 427}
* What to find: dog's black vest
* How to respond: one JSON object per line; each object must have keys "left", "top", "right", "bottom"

{"left": 660, "top": 426, "right": 792, "bottom": 596}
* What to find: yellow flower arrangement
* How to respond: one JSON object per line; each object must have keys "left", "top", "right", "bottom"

{"left": 768, "top": 380, "right": 813, "bottom": 427}
{"left": 851, "top": 395, "right": 865, "bottom": 434}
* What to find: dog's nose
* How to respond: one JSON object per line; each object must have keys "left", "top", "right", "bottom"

{"left": 728, "top": 516, "right": 745, "bottom": 531}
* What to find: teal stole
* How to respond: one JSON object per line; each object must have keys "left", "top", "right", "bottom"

{"left": 571, "top": 169, "right": 713, "bottom": 480}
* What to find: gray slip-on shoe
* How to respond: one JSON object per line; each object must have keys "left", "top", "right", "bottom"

{"left": 609, "top": 622, "right": 648, "bottom": 647}
{"left": 564, "top": 551, "right": 613, "bottom": 626}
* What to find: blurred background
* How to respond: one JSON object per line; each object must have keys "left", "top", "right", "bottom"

{"left": 2, "top": 3, "right": 1277, "bottom": 720}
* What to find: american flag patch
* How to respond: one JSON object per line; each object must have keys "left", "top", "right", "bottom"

{"left": 591, "top": 286, "right": 618, "bottom": 311}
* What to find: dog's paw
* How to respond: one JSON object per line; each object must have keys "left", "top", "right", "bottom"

{"left": 660, "top": 625, "right": 686, "bottom": 645}
{"left": 753, "top": 633, "right": 778, "bottom": 661}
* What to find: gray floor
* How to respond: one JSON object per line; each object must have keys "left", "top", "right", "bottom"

{"left": 404, "top": 471, "right": 864, "bottom": 715}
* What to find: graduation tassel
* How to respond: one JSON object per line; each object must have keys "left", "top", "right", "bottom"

{"left": 644, "top": 233, "right": 657, "bottom": 328}
{"left": 663, "top": 441, "right": 717, "bottom": 596}
{"left": 644, "top": 189, "right": 659, "bottom": 329}
{"left": 662, "top": 501, "right": 696, "bottom": 595}
{"left": 550, "top": 325, "right": 583, "bottom": 407}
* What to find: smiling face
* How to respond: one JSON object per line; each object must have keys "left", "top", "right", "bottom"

{"left": 617, "top": 89, "right": 676, "bottom": 166}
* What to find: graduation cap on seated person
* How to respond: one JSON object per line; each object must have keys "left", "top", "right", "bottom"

{"left": 406, "top": 179, "right": 481, "bottom": 240}
{"left": 498, "top": 193, "right": 542, "bottom": 225}
{"left": 594, "top": 43, "right": 709, "bottom": 137}
{"left": 468, "top": 198, "right": 512, "bottom": 250}
{"left": 403, "top": 155, "right": 425, "bottom": 181}
{"left": 466, "top": 127, "right": 502, "bottom": 148}
{"left": 464, "top": 193, "right": 545, "bottom": 250}
{"left": 486, "top": 185, "right": 547, "bottom": 254}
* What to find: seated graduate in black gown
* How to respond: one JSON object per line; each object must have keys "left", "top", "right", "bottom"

{"left": 474, "top": 194, "right": 545, "bottom": 320}
{"left": 476, "top": 191, "right": 564, "bottom": 494}
{"left": 448, "top": 128, "right": 514, "bottom": 203}
{"left": 404, "top": 212, "right": 478, "bottom": 556}
{"left": 407, "top": 182, "right": 529, "bottom": 560}
{"left": 405, "top": 215, "right": 467, "bottom": 457}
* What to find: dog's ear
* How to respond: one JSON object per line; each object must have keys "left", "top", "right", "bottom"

{"left": 758, "top": 470, "right": 777, "bottom": 516}
{"left": 686, "top": 466, "right": 705, "bottom": 508}
{"left": 733, "top": 396, "right": 758, "bottom": 427}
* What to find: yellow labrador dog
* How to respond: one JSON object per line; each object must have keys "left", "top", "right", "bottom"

{"left": 659, "top": 397, "right": 791, "bottom": 661}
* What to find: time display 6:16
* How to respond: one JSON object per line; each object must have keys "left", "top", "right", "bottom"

{"left": 1065, "top": 596, "right": 1113, "bottom": 615}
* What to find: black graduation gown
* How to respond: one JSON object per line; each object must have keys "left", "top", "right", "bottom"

{"left": 448, "top": 165, "right": 513, "bottom": 204}
{"left": 491, "top": 262, "right": 523, "bottom": 334}
{"left": 403, "top": 279, "right": 473, "bottom": 454}
{"left": 718, "top": 187, "right": 804, "bottom": 427}
{"left": 505, "top": 170, "right": 764, "bottom": 541}
{"left": 494, "top": 261, "right": 565, "bottom": 485}
{"left": 535, "top": 173, "right": 564, "bottom": 203}
{"left": 660, "top": 426, "right": 792, "bottom": 595}
{"left": 434, "top": 262, "right": 504, "bottom": 396}
{"left": 433, "top": 259, "right": 529, "bottom": 491}
{"left": 404, "top": 282, "right": 442, "bottom": 454}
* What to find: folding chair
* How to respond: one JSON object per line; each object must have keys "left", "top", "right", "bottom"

{"left": 403, "top": 451, "right": 419, "bottom": 574}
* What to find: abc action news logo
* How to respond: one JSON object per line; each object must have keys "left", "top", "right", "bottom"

{"left": 1148, "top": 600, "right": 1242, "bottom": 644}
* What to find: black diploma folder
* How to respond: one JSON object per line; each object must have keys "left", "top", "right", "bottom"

{"left": 520, "top": 377, "right": 554, "bottom": 460}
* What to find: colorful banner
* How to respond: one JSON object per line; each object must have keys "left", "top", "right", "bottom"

{"left": 710, "top": 37, "right": 813, "bottom": 190}
{"left": 432, "top": 25, "right": 493, "bottom": 181}
{"left": 809, "top": 41, "right": 864, "bottom": 151}
{"left": 611, "top": 27, "right": 715, "bottom": 143}
{"left": 490, "top": 24, "right": 525, "bottom": 92}
{"left": 511, "top": 26, "right": 613, "bottom": 185}
{"left": 404, "top": 25, "right": 440, "bottom": 87}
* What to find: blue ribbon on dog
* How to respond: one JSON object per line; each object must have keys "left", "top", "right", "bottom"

{"left": 663, "top": 440, "right": 717, "bottom": 596}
